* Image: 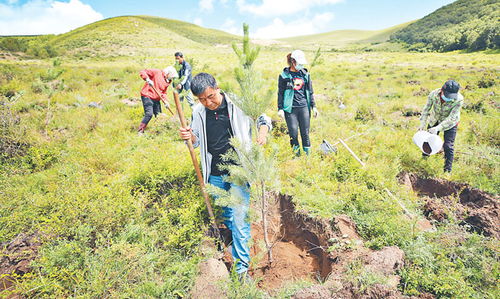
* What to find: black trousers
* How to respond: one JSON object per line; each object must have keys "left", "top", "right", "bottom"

{"left": 141, "top": 96, "right": 162, "bottom": 125}
{"left": 285, "top": 106, "right": 311, "bottom": 148}
{"left": 423, "top": 125, "right": 457, "bottom": 172}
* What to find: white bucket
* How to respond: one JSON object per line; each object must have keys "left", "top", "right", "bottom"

{"left": 413, "top": 131, "right": 443, "bottom": 155}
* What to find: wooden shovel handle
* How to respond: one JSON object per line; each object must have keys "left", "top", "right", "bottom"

{"left": 172, "top": 90, "right": 218, "bottom": 231}
{"left": 150, "top": 84, "right": 175, "bottom": 115}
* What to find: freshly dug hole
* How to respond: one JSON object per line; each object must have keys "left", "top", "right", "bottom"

{"left": 249, "top": 194, "right": 334, "bottom": 291}
{"left": 400, "top": 172, "right": 499, "bottom": 238}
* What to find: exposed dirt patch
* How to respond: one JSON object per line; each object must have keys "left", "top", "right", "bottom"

{"left": 249, "top": 195, "right": 335, "bottom": 291}
{"left": 1, "top": 232, "right": 42, "bottom": 295}
{"left": 334, "top": 215, "right": 361, "bottom": 240}
{"left": 191, "top": 258, "right": 229, "bottom": 299}
{"left": 400, "top": 172, "right": 500, "bottom": 238}
{"left": 209, "top": 193, "right": 414, "bottom": 297}
{"left": 121, "top": 97, "right": 140, "bottom": 106}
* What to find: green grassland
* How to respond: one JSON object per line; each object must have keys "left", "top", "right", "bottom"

{"left": 279, "top": 22, "right": 414, "bottom": 51}
{"left": 1, "top": 15, "right": 499, "bottom": 298}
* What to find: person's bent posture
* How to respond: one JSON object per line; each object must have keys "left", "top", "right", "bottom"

{"left": 179, "top": 73, "right": 271, "bottom": 277}
{"left": 419, "top": 80, "right": 463, "bottom": 172}
{"left": 138, "top": 66, "right": 178, "bottom": 133}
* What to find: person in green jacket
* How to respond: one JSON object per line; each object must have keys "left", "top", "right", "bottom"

{"left": 419, "top": 80, "right": 463, "bottom": 172}
{"left": 277, "top": 50, "right": 319, "bottom": 156}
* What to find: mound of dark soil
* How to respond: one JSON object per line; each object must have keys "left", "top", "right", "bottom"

{"left": 400, "top": 172, "right": 499, "bottom": 238}
{"left": 1, "top": 232, "right": 42, "bottom": 294}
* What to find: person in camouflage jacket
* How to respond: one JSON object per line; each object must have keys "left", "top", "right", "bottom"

{"left": 419, "top": 80, "right": 463, "bottom": 172}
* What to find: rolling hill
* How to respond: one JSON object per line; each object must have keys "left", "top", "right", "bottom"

{"left": 278, "top": 22, "right": 413, "bottom": 50}
{"left": 51, "top": 15, "right": 240, "bottom": 58}
{"left": 391, "top": 0, "right": 500, "bottom": 51}
{"left": 0, "top": 15, "right": 240, "bottom": 59}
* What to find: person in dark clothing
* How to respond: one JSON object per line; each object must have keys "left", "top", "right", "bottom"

{"left": 277, "top": 50, "right": 319, "bottom": 156}
{"left": 174, "top": 52, "right": 195, "bottom": 108}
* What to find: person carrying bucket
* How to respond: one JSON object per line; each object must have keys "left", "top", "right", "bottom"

{"left": 418, "top": 80, "right": 464, "bottom": 173}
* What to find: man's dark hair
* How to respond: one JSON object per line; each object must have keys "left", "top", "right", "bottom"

{"left": 174, "top": 52, "right": 183, "bottom": 57}
{"left": 191, "top": 73, "right": 217, "bottom": 96}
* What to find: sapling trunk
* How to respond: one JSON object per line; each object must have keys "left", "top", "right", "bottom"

{"left": 261, "top": 181, "right": 272, "bottom": 265}
{"left": 229, "top": 23, "right": 278, "bottom": 268}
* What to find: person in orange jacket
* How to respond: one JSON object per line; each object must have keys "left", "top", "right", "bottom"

{"left": 137, "top": 66, "right": 178, "bottom": 133}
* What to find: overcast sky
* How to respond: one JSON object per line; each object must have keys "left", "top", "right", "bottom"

{"left": 0, "top": 0, "right": 456, "bottom": 38}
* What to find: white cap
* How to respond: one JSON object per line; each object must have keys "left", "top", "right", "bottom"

{"left": 413, "top": 131, "right": 443, "bottom": 155}
{"left": 291, "top": 50, "right": 307, "bottom": 65}
{"left": 163, "top": 66, "right": 178, "bottom": 78}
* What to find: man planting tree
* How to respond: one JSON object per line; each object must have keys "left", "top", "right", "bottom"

{"left": 179, "top": 72, "right": 271, "bottom": 279}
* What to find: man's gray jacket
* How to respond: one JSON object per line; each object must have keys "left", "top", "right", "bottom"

{"left": 191, "top": 92, "right": 272, "bottom": 183}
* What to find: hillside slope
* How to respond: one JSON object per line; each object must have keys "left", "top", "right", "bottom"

{"left": 1, "top": 15, "right": 240, "bottom": 59}
{"left": 280, "top": 29, "right": 376, "bottom": 49}
{"left": 391, "top": 0, "right": 500, "bottom": 51}
{"left": 357, "top": 21, "right": 415, "bottom": 44}
{"left": 52, "top": 15, "right": 239, "bottom": 58}
{"left": 278, "top": 22, "right": 413, "bottom": 50}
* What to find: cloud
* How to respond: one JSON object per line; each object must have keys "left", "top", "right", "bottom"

{"left": 199, "top": 0, "right": 214, "bottom": 12}
{"left": 0, "top": 0, "right": 103, "bottom": 35}
{"left": 193, "top": 18, "right": 203, "bottom": 26}
{"left": 237, "top": 0, "right": 343, "bottom": 17}
{"left": 220, "top": 18, "right": 242, "bottom": 35}
{"left": 252, "top": 12, "right": 335, "bottom": 39}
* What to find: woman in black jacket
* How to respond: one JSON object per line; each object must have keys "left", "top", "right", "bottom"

{"left": 277, "top": 50, "right": 319, "bottom": 156}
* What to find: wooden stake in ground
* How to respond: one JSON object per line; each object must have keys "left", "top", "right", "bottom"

{"left": 150, "top": 84, "right": 175, "bottom": 115}
{"left": 338, "top": 138, "right": 366, "bottom": 167}
{"left": 172, "top": 90, "right": 219, "bottom": 235}
{"left": 384, "top": 188, "right": 413, "bottom": 218}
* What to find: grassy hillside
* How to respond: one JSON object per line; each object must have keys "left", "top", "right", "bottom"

{"left": 1, "top": 45, "right": 498, "bottom": 297}
{"left": 357, "top": 21, "right": 415, "bottom": 44}
{"left": 0, "top": 15, "right": 239, "bottom": 59}
{"left": 279, "top": 22, "right": 414, "bottom": 51}
{"left": 391, "top": 0, "right": 500, "bottom": 51}
{"left": 280, "top": 29, "right": 376, "bottom": 50}
{"left": 0, "top": 10, "right": 498, "bottom": 298}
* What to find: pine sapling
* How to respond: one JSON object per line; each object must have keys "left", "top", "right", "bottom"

{"left": 209, "top": 23, "right": 279, "bottom": 267}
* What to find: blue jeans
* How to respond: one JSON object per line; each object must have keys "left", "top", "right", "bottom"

{"left": 208, "top": 175, "right": 251, "bottom": 274}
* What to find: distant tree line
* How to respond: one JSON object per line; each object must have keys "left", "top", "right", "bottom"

{"left": 391, "top": 0, "right": 499, "bottom": 52}
{"left": 0, "top": 35, "right": 58, "bottom": 58}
